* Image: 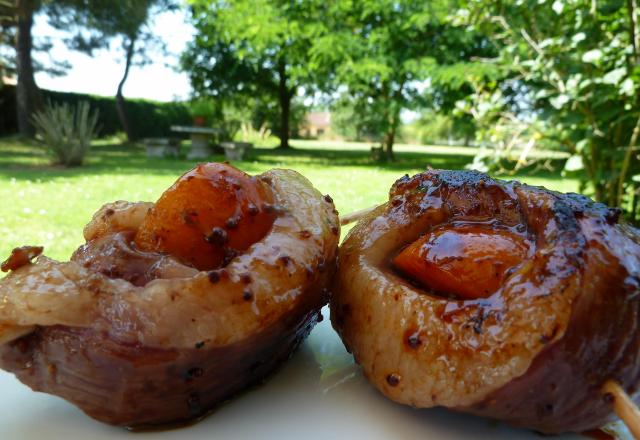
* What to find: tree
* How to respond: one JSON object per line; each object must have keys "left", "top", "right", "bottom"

{"left": 48, "top": 0, "right": 175, "bottom": 141}
{"left": 1, "top": 0, "right": 43, "bottom": 136}
{"left": 462, "top": 0, "right": 640, "bottom": 220}
{"left": 312, "top": 0, "right": 495, "bottom": 160}
{"left": 184, "top": 0, "right": 326, "bottom": 149}
{"left": 330, "top": 96, "right": 388, "bottom": 142}
{"left": 0, "top": 2, "right": 11, "bottom": 79}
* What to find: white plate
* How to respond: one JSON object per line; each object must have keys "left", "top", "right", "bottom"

{"left": 0, "top": 306, "right": 627, "bottom": 439}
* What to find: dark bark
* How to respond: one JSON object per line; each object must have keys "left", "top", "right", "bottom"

{"left": 15, "top": 0, "right": 41, "bottom": 137}
{"left": 383, "top": 121, "right": 397, "bottom": 161}
{"left": 277, "top": 59, "right": 292, "bottom": 150}
{"left": 379, "top": 80, "right": 405, "bottom": 161}
{"left": 382, "top": 104, "right": 400, "bottom": 161}
{"left": 116, "top": 36, "right": 135, "bottom": 141}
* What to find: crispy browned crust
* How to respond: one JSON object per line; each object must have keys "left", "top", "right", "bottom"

{"left": 0, "top": 169, "right": 339, "bottom": 427}
{"left": 1, "top": 246, "right": 43, "bottom": 272}
{"left": 462, "top": 187, "right": 640, "bottom": 433}
{"left": 0, "top": 276, "right": 328, "bottom": 428}
{"left": 331, "top": 169, "right": 640, "bottom": 433}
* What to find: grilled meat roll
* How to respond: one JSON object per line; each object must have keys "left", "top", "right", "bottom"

{"left": 331, "top": 169, "right": 640, "bottom": 434}
{"left": 0, "top": 163, "right": 339, "bottom": 427}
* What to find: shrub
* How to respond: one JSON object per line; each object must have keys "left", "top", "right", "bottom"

{"left": 32, "top": 101, "right": 99, "bottom": 166}
{"left": 0, "top": 86, "right": 192, "bottom": 139}
{"left": 236, "top": 122, "right": 273, "bottom": 144}
{"left": 189, "top": 98, "right": 219, "bottom": 126}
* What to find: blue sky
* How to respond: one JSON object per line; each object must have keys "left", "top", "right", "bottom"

{"left": 32, "top": 9, "right": 194, "bottom": 102}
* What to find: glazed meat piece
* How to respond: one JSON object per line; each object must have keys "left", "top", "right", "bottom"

{"left": 331, "top": 169, "right": 640, "bottom": 434}
{"left": 0, "top": 163, "right": 339, "bottom": 427}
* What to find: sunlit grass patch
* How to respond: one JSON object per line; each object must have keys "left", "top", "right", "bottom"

{"left": 0, "top": 137, "right": 577, "bottom": 261}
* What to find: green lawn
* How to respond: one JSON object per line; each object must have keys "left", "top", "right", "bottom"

{"left": 0, "top": 137, "right": 578, "bottom": 261}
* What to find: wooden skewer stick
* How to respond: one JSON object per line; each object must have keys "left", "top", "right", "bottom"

{"left": 340, "top": 206, "right": 376, "bottom": 226}
{"left": 603, "top": 380, "right": 640, "bottom": 439}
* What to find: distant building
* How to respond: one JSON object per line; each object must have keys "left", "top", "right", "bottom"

{"left": 301, "top": 111, "right": 332, "bottom": 138}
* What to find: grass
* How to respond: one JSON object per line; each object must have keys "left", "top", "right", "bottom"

{"left": 0, "top": 137, "right": 578, "bottom": 261}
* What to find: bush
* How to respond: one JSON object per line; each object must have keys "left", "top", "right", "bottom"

{"left": 330, "top": 97, "right": 385, "bottom": 142}
{"left": 189, "top": 98, "right": 219, "bottom": 125}
{"left": 0, "top": 86, "right": 191, "bottom": 139}
{"left": 32, "top": 101, "right": 99, "bottom": 166}
{"left": 236, "top": 122, "right": 273, "bottom": 144}
{"left": 401, "top": 111, "right": 476, "bottom": 146}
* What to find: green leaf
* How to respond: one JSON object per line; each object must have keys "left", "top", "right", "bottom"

{"left": 602, "top": 67, "right": 626, "bottom": 85}
{"left": 564, "top": 154, "right": 584, "bottom": 172}
{"left": 620, "top": 78, "right": 635, "bottom": 96}
{"left": 571, "top": 32, "right": 586, "bottom": 44}
{"left": 575, "top": 139, "right": 589, "bottom": 154}
{"left": 550, "top": 94, "right": 570, "bottom": 109}
{"left": 552, "top": 1, "right": 564, "bottom": 14}
{"left": 582, "top": 49, "right": 603, "bottom": 64}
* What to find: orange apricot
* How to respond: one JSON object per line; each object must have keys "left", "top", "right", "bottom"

{"left": 393, "top": 226, "right": 529, "bottom": 299}
{"left": 134, "top": 163, "right": 276, "bottom": 271}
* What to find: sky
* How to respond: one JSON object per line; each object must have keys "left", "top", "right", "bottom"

{"left": 32, "top": 9, "right": 194, "bottom": 102}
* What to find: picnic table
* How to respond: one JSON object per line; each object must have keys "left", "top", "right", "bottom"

{"left": 171, "top": 125, "right": 219, "bottom": 159}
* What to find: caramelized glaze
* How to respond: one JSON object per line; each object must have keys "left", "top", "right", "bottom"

{"left": 331, "top": 169, "right": 640, "bottom": 434}
{"left": 0, "top": 166, "right": 340, "bottom": 427}
{"left": 135, "top": 163, "right": 276, "bottom": 271}
{"left": 393, "top": 224, "right": 530, "bottom": 299}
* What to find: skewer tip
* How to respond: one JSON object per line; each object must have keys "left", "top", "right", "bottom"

{"left": 340, "top": 206, "right": 376, "bottom": 226}
{"left": 603, "top": 380, "right": 640, "bottom": 440}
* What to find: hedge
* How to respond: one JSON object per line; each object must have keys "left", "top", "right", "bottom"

{"left": 0, "top": 86, "right": 192, "bottom": 140}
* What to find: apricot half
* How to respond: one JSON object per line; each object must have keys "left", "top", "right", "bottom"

{"left": 393, "top": 225, "right": 529, "bottom": 299}
{"left": 134, "top": 163, "right": 276, "bottom": 271}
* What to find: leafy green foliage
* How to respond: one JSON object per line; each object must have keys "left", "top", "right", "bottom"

{"left": 402, "top": 111, "right": 476, "bottom": 146}
{"left": 235, "top": 123, "right": 275, "bottom": 145}
{"left": 47, "top": 0, "right": 177, "bottom": 140}
{"left": 183, "top": 0, "right": 497, "bottom": 156}
{"left": 32, "top": 101, "right": 99, "bottom": 166}
{"left": 0, "top": 0, "right": 72, "bottom": 81}
{"left": 184, "top": 0, "right": 325, "bottom": 148}
{"left": 188, "top": 98, "right": 219, "bottom": 124}
{"left": 48, "top": 0, "right": 174, "bottom": 53}
{"left": 330, "top": 96, "right": 388, "bottom": 143}
{"left": 311, "top": 0, "right": 496, "bottom": 159}
{"left": 461, "top": 0, "right": 640, "bottom": 219}
{"left": 0, "top": 0, "right": 16, "bottom": 81}
{"left": 0, "top": 85, "right": 191, "bottom": 138}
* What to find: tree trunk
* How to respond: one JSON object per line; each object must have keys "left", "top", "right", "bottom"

{"left": 277, "top": 59, "right": 292, "bottom": 150}
{"left": 382, "top": 107, "right": 400, "bottom": 161}
{"left": 383, "top": 123, "right": 396, "bottom": 161}
{"left": 15, "top": 0, "right": 41, "bottom": 137}
{"left": 116, "top": 36, "right": 135, "bottom": 142}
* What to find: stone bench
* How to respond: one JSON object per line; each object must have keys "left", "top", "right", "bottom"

{"left": 143, "top": 138, "right": 181, "bottom": 158}
{"left": 220, "top": 142, "right": 253, "bottom": 161}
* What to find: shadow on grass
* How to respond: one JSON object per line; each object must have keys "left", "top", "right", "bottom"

{"left": 248, "top": 147, "right": 472, "bottom": 170}
{"left": 0, "top": 142, "right": 202, "bottom": 181}
{"left": 0, "top": 139, "right": 567, "bottom": 182}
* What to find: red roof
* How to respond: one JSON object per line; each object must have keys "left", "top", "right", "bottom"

{"left": 305, "top": 112, "right": 331, "bottom": 128}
